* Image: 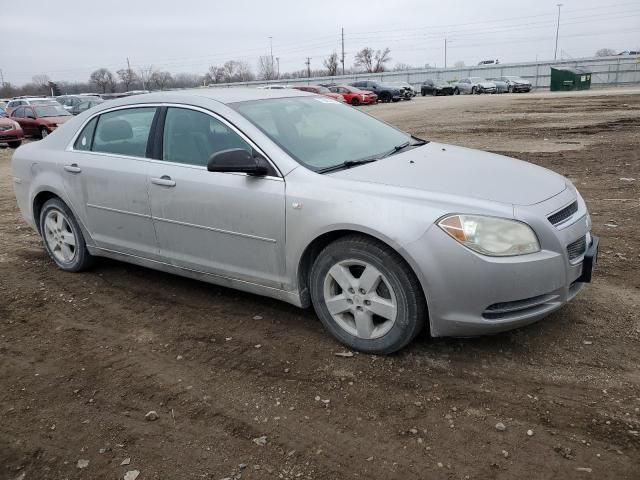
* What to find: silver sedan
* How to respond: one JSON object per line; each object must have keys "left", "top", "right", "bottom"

{"left": 11, "top": 88, "right": 598, "bottom": 354}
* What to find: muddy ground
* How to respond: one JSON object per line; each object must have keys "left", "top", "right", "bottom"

{"left": 1, "top": 88, "right": 639, "bottom": 480}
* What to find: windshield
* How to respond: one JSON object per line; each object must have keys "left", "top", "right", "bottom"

{"left": 232, "top": 97, "right": 411, "bottom": 171}
{"left": 470, "top": 77, "right": 487, "bottom": 82}
{"left": 31, "top": 99, "right": 58, "bottom": 105}
{"left": 34, "top": 105, "right": 71, "bottom": 117}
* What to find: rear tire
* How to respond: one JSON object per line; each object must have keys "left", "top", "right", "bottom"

{"left": 39, "top": 198, "right": 94, "bottom": 272}
{"left": 8, "top": 140, "right": 21, "bottom": 148}
{"left": 309, "top": 235, "right": 426, "bottom": 354}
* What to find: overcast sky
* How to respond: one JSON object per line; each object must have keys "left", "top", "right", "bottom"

{"left": 1, "top": 0, "right": 638, "bottom": 85}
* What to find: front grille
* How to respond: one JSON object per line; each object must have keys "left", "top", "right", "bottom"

{"left": 548, "top": 201, "right": 578, "bottom": 226}
{"left": 567, "top": 236, "right": 587, "bottom": 261}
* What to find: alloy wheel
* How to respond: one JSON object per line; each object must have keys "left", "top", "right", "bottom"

{"left": 323, "top": 259, "right": 398, "bottom": 340}
{"left": 43, "top": 209, "right": 77, "bottom": 263}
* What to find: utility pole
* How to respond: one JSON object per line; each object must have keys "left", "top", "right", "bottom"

{"left": 276, "top": 57, "right": 280, "bottom": 79}
{"left": 554, "top": 4, "right": 563, "bottom": 60}
{"left": 0, "top": 68, "right": 4, "bottom": 88}
{"left": 305, "top": 57, "right": 311, "bottom": 78}
{"left": 341, "top": 27, "right": 345, "bottom": 75}
{"left": 444, "top": 38, "right": 448, "bottom": 69}
{"left": 269, "top": 36, "right": 274, "bottom": 74}
{"left": 126, "top": 57, "right": 132, "bottom": 91}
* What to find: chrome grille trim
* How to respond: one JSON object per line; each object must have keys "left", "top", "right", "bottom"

{"left": 548, "top": 201, "right": 578, "bottom": 226}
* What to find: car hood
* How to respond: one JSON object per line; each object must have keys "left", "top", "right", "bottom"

{"left": 478, "top": 81, "right": 496, "bottom": 88}
{"left": 329, "top": 142, "right": 567, "bottom": 206}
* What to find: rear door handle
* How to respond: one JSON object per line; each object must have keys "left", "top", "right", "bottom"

{"left": 64, "top": 163, "right": 81, "bottom": 174}
{"left": 151, "top": 175, "right": 176, "bottom": 187}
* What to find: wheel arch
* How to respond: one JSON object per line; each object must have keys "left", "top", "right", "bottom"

{"left": 295, "top": 228, "right": 430, "bottom": 328}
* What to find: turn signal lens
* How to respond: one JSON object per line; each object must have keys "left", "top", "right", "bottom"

{"left": 438, "top": 214, "right": 540, "bottom": 257}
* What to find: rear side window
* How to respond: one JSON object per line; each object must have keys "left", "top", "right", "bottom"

{"left": 92, "top": 107, "right": 156, "bottom": 157}
{"left": 161, "top": 107, "right": 251, "bottom": 167}
{"left": 74, "top": 117, "right": 98, "bottom": 151}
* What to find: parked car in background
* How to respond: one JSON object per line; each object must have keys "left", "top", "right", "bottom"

{"left": 499, "top": 76, "right": 532, "bottom": 93}
{"left": 489, "top": 78, "right": 509, "bottom": 93}
{"left": 10, "top": 103, "right": 72, "bottom": 138}
{"left": 0, "top": 116, "right": 24, "bottom": 148}
{"left": 453, "top": 77, "right": 497, "bottom": 95}
{"left": 0, "top": 101, "right": 8, "bottom": 111}
{"left": 5, "top": 97, "right": 59, "bottom": 115}
{"left": 57, "top": 95, "right": 103, "bottom": 112}
{"left": 350, "top": 81, "right": 402, "bottom": 103}
{"left": 11, "top": 88, "right": 597, "bottom": 354}
{"left": 291, "top": 85, "right": 346, "bottom": 102}
{"left": 327, "top": 85, "right": 377, "bottom": 105}
{"left": 388, "top": 81, "right": 417, "bottom": 100}
{"left": 69, "top": 98, "right": 104, "bottom": 115}
{"left": 256, "top": 85, "right": 288, "bottom": 90}
{"left": 421, "top": 79, "right": 454, "bottom": 96}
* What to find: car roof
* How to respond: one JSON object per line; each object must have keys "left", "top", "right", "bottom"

{"left": 99, "top": 87, "right": 311, "bottom": 106}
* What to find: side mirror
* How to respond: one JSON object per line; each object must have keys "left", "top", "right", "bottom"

{"left": 207, "top": 148, "right": 269, "bottom": 176}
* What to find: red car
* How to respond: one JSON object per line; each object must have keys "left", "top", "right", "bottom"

{"left": 0, "top": 116, "right": 24, "bottom": 148}
{"left": 10, "top": 103, "right": 72, "bottom": 138}
{"left": 292, "top": 85, "right": 346, "bottom": 103}
{"left": 328, "top": 85, "right": 378, "bottom": 106}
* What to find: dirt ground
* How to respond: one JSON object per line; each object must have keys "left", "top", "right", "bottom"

{"left": 1, "top": 88, "right": 639, "bottom": 480}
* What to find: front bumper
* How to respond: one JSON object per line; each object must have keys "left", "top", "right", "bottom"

{"left": 402, "top": 188, "right": 594, "bottom": 337}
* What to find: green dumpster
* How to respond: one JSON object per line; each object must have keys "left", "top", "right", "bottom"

{"left": 550, "top": 66, "right": 592, "bottom": 91}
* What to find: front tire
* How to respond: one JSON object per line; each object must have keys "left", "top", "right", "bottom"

{"left": 40, "top": 127, "right": 49, "bottom": 139}
{"left": 39, "top": 198, "right": 94, "bottom": 272}
{"left": 453, "top": 87, "right": 460, "bottom": 95}
{"left": 309, "top": 235, "right": 426, "bottom": 354}
{"left": 350, "top": 97, "right": 360, "bottom": 106}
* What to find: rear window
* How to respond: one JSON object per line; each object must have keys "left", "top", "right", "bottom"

{"left": 74, "top": 117, "right": 98, "bottom": 151}
{"left": 92, "top": 107, "right": 157, "bottom": 158}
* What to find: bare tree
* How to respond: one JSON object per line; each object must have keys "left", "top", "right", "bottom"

{"left": 221, "top": 60, "right": 254, "bottom": 82}
{"left": 117, "top": 68, "right": 138, "bottom": 91}
{"left": 32, "top": 74, "right": 51, "bottom": 95}
{"left": 258, "top": 56, "right": 276, "bottom": 80}
{"left": 373, "top": 48, "right": 391, "bottom": 73}
{"left": 89, "top": 68, "right": 116, "bottom": 93}
{"left": 173, "top": 73, "right": 203, "bottom": 88}
{"left": 454, "top": 60, "right": 466, "bottom": 68}
{"left": 323, "top": 52, "right": 339, "bottom": 76}
{"left": 149, "top": 71, "right": 173, "bottom": 90}
{"left": 138, "top": 65, "right": 156, "bottom": 90}
{"left": 205, "top": 65, "right": 225, "bottom": 84}
{"left": 354, "top": 48, "right": 374, "bottom": 72}
{"left": 595, "top": 48, "right": 617, "bottom": 57}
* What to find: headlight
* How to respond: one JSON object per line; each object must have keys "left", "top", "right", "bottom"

{"left": 12, "top": 121, "right": 21, "bottom": 129}
{"left": 438, "top": 214, "right": 540, "bottom": 256}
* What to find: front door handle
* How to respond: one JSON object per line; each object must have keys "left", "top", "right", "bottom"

{"left": 64, "top": 163, "right": 81, "bottom": 174}
{"left": 151, "top": 175, "right": 176, "bottom": 187}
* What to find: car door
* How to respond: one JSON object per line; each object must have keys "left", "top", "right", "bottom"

{"left": 23, "top": 107, "right": 39, "bottom": 135}
{"left": 147, "top": 106, "right": 286, "bottom": 288}
{"left": 62, "top": 106, "right": 160, "bottom": 259}
{"left": 10, "top": 107, "right": 27, "bottom": 133}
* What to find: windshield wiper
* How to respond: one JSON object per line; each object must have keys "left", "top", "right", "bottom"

{"left": 317, "top": 158, "right": 379, "bottom": 174}
{"left": 380, "top": 137, "right": 428, "bottom": 159}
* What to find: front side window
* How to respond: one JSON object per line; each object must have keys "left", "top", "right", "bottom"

{"left": 162, "top": 107, "right": 251, "bottom": 167}
{"left": 232, "top": 96, "right": 410, "bottom": 172}
{"left": 92, "top": 107, "right": 156, "bottom": 157}
{"left": 12, "top": 107, "right": 25, "bottom": 118}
